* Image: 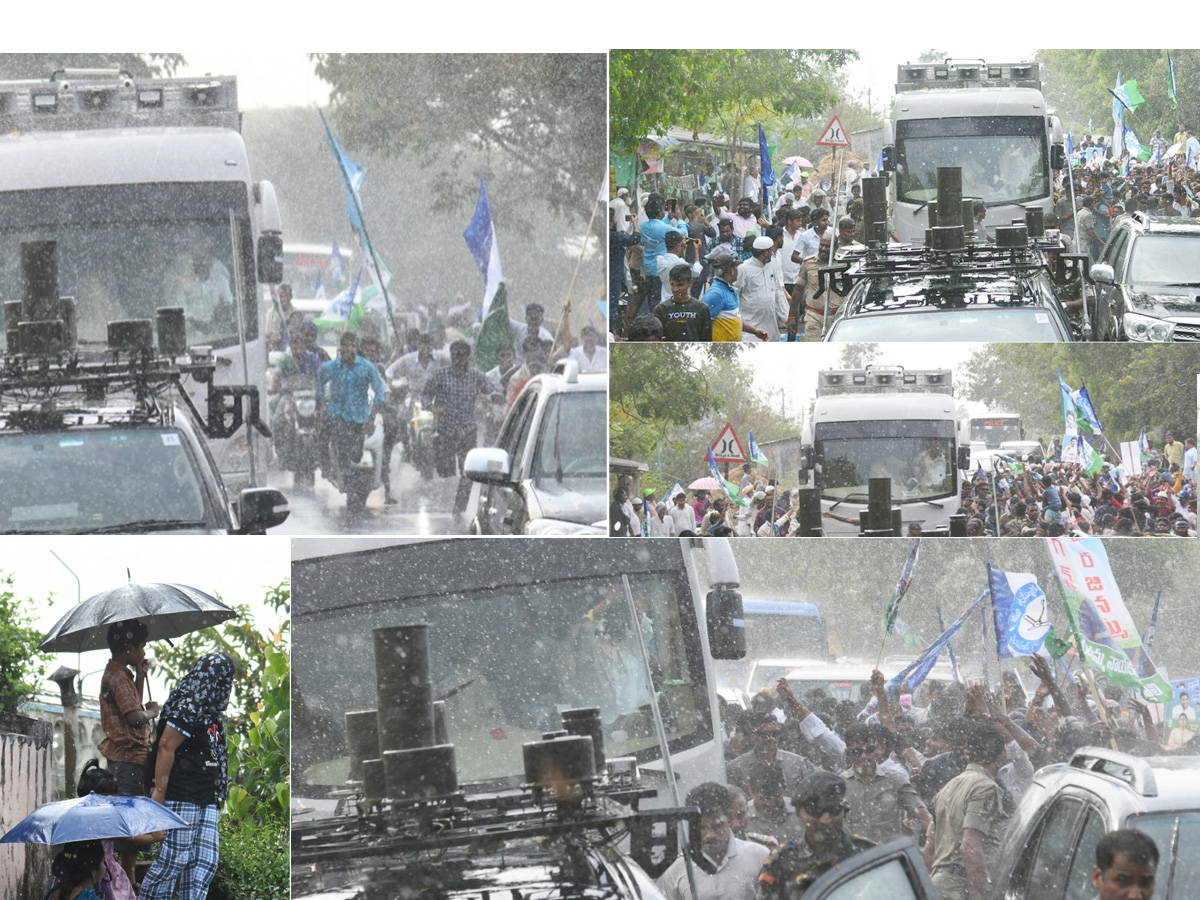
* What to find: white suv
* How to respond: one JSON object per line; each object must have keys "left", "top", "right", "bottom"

{"left": 464, "top": 359, "right": 607, "bottom": 535}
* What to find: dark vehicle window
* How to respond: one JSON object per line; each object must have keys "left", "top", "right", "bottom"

{"left": 0, "top": 428, "right": 209, "bottom": 533}
{"left": 501, "top": 392, "right": 538, "bottom": 466}
{"left": 1106, "top": 227, "right": 1130, "bottom": 276}
{"left": 819, "top": 857, "right": 924, "bottom": 900}
{"left": 1025, "top": 797, "right": 1084, "bottom": 900}
{"left": 1065, "top": 810, "right": 1107, "bottom": 900}
{"left": 1130, "top": 811, "right": 1200, "bottom": 900}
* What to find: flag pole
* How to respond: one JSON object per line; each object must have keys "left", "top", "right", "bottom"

{"left": 318, "top": 109, "right": 400, "bottom": 345}
{"left": 559, "top": 182, "right": 605, "bottom": 346}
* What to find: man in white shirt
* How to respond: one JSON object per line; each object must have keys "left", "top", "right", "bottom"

{"left": 656, "top": 782, "right": 768, "bottom": 900}
{"left": 567, "top": 325, "right": 606, "bottom": 373}
{"left": 735, "top": 236, "right": 782, "bottom": 342}
{"left": 510, "top": 303, "right": 555, "bottom": 361}
{"left": 657, "top": 231, "right": 703, "bottom": 306}
{"left": 385, "top": 333, "right": 449, "bottom": 397}
{"left": 667, "top": 490, "right": 697, "bottom": 535}
{"left": 609, "top": 187, "right": 633, "bottom": 234}
{"left": 647, "top": 501, "right": 676, "bottom": 537}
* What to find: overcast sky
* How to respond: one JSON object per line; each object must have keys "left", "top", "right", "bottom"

{"left": 7, "top": 536, "right": 290, "bottom": 702}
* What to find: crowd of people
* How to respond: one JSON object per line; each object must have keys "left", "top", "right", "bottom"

{"left": 610, "top": 124, "right": 1200, "bottom": 344}
{"left": 609, "top": 171, "right": 866, "bottom": 343}
{"left": 612, "top": 442, "right": 1198, "bottom": 537}
{"left": 656, "top": 656, "right": 1175, "bottom": 900}
{"left": 43, "top": 621, "right": 236, "bottom": 900}
{"left": 267, "top": 292, "right": 605, "bottom": 519}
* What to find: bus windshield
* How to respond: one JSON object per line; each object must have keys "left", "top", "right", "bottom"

{"left": 292, "top": 568, "right": 711, "bottom": 790}
{"left": 0, "top": 183, "right": 256, "bottom": 349}
{"left": 816, "top": 420, "right": 958, "bottom": 502}
{"left": 970, "top": 418, "right": 1023, "bottom": 447}
{"left": 896, "top": 116, "right": 1049, "bottom": 205}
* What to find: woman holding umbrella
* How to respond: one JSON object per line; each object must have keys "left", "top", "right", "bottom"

{"left": 140, "top": 653, "right": 236, "bottom": 900}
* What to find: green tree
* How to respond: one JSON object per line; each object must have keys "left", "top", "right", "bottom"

{"left": 838, "top": 342, "right": 881, "bottom": 368}
{"left": 312, "top": 54, "right": 605, "bottom": 228}
{"left": 0, "top": 572, "right": 53, "bottom": 714}
{"left": 0, "top": 55, "right": 185, "bottom": 79}
{"left": 958, "top": 345, "right": 1200, "bottom": 450}
{"left": 154, "top": 582, "right": 289, "bottom": 740}
{"left": 1037, "top": 49, "right": 1198, "bottom": 141}
{"left": 609, "top": 50, "right": 857, "bottom": 153}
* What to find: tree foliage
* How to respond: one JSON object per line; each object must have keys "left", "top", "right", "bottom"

{"left": 0, "top": 572, "right": 53, "bottom": 714}
{"left": 311, "top": 54, "right": 606, "bottom": 227}
{"left": 958, "top": 345, "right": 1200, "bottom": 448}
{"left": 611, "top": 344, "right": 798, "bottom": 495}
{"left": 154, "top": 582, "right": 289, "bottom": 740}
{"left": 609, "top": 50, "right": 858, "bottom": 153}
{"left": 1037, "top": 49, "right": 1198, "bottom": 139}
{"left": 0, "top": 55, "right": 185, "bottom": 80}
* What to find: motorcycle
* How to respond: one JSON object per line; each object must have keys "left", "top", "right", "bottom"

{"left": 389, "top": 377, "right": 436, "bottom": 480}
{"left": 269, "top": 366, "right": 321, "bottom": 488}
{"left": 322, "top": 411, "right": 384, "bottom": 514}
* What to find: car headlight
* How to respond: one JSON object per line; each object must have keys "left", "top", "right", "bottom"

{"left": 295, "top": 398, "right": 317, "bottom": 417}
{"left": 1123, "top": 312, "right": 1174, "bottom": 342}
{"left": 526, "top": 518, "right": 606, "bottom": 536}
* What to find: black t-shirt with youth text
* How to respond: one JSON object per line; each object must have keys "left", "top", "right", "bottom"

{"left": 653, "top": 297, "right": 712, "bottom": 341}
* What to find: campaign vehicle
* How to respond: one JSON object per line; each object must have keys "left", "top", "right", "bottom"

{"left": 0, "top": 69, "right": 284, "bottom": 489}
{"left": 465, "top": 359, "right": 607, "bottom": 535}
{"left": 1091, "top": 212, "right": 1200, "bottom": 342}
{"left": 798, "top": 367, "right": 972, "bottom": 535}
{"left": 993, "top": 748, "right": 1200, "bottom": 900}
{"left": 880, "top": 60, "right": 1065, "bottom": 243}
{"left": 968, "top": 413, "right": 1025, "bottom": 449}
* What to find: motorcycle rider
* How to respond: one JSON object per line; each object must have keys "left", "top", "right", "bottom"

{"left": 267, "top": 331, "right": 323, "bottom": 485}
{"left": 385, "top": 333, "right": 449, "bottom": 480}
{"left": 316, "top": 331, "right": 388, "bottom": 516}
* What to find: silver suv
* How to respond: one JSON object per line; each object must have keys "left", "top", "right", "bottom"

{"left": 993, "top": 747, "right": 1200, "bottom": 900}
{"left": 1092, "top": 212, "right": 1200, "bottom": 341}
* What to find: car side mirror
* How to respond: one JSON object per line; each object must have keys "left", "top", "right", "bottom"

{"left": 706, "top": 588, "right": 746, "bottom": 660}
{"left": 1050, "top": 144, "right": 1066, "bottom": 170}
{"left": 881, "top": 146, "right": 896, "bottom": 172}
{"left": 256, "top": 233, "right": 283, "bottom": 285}
{"left": 236, "top": 487, "right": 290, "bottom": 533}
{"left": 464, "top": 447, "right": 513, "bottom": 486}
{"left": 1090, "top": 263, "right": 1115, "bottom": 285}
{"left": 799, "top": 445, "right": 815, "bottom": 470}
{"left": 958, "top": 446, "right": 973, "bottom": 471}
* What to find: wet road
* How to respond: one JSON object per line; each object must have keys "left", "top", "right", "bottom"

{"left": 267, "top": 457, "right": 480, "bottom": 535}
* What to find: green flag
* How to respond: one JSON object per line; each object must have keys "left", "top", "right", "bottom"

{"left": 1044, "top": 628, "right": 1072, "bottom": 660}
{"left": 1124, "top": 80, "right": 1146, "bottom": 108}
{"left": 475, "top": 282, "right": 514, "bottom": 372}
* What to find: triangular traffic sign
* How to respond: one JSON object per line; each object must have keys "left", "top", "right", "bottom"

{"left": 817, "top": 116, "right": 850, "bottom": 147}
{"left": 710, "top": 422, "right": 747, "bottom": 463}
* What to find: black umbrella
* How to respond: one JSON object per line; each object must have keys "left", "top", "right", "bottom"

{"left": 39, "top": 583, "right": 238, "bottom": 653}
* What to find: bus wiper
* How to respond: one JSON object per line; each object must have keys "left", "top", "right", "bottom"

{"left": 829, "top": 492, "right": 868, "bottom": 511}
{"left": 910, "top": 200, "right": 931, "bottom": 213}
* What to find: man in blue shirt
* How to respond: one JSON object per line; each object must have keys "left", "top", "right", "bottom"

{"left": 639, "top": 194, "right": 689, "bottom": 316}
{"left": 316, "top": 331, "right": 387, "bottom": 513}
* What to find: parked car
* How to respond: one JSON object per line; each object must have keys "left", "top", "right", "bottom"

{"left": 993, "top": 747, "right": 1200, "bottom": 900}
{"left": 1092, "top": 211, "right": 1200, "bottom": 342}
{"left": 465, "top": 359, "right": 607, "bottom": 535}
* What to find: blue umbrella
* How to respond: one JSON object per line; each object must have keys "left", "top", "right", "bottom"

{"left": 0, "top": 793, "right": 187, "bottom": 844}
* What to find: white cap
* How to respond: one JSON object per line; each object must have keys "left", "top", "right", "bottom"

{"left": 752, "top": 235, "right": 774, "bottom": 250}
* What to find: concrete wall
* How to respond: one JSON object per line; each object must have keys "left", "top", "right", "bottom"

{"left": 1, "top": 712, "right": 54, "bottom": 900}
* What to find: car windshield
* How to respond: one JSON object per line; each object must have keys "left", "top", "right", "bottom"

{"left": 1127, "top": 234, "right": 1200, "bottom": 285}
{"left": 292, "top": 570, "right": 707, "bottom": 789}
{"left": 532, "top": 390, "right": 608, "bottom": 480}
{"left": 896, "top": 116, "right": 1049, "bottom": 205}
{"left": 830, "top": 308, "right": 1063, "bottom": 341}
{"left": 1127, "top": 810, "right": 1200, "bottom": 900}
{"left": 0, "top": 427, "right": 211, "bottom": 533}
{"left": 0, "top": 183, "right": 255, "bottom": 349}
{"left": 816, "top": 421, "right": 957, "bottom": 502}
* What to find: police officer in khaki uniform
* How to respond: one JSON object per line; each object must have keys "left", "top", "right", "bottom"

{"left": 924, "top": 721, "right": 1009, "bottom": 900}
{"left": 756, "top": 771, "right": 875, "bottom": 900}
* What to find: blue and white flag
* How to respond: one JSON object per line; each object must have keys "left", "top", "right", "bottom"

{"left": 885, "top": 590, "right": 987, "bottom": 699}
{"left": 935, "top": 605, "right": 961, "bottom": 683}
{"left": 463, "top": 177, "right": 505, "bottom": 318}
{"left": 748, "top": 431, "right": 769, "bottom": 466}
{"left": 667, "top": 480, "right": 685, "bottom": 501}
{"left": 759, "top": 124, "right": 776, "bottom": 210}
{"left": 987, "top": 564, "right": 1052, "bottom": 658}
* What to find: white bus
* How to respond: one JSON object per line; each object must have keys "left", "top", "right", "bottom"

{"left": 291, "top": 538, "right": 744, "bottom": 804}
